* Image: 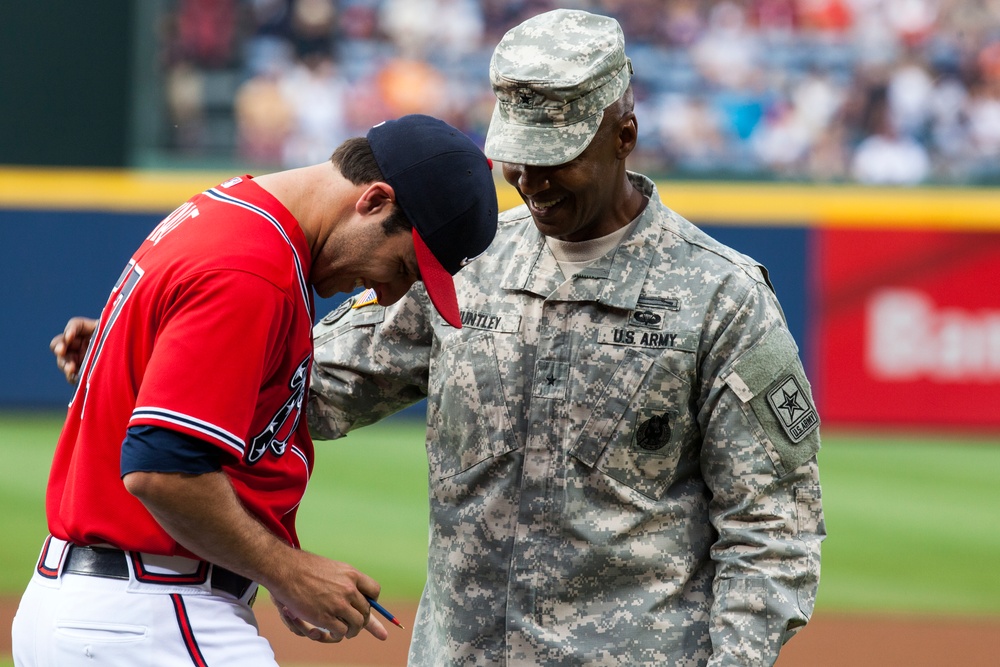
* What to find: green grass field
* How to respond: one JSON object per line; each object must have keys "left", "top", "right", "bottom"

{"left": 3, "top": 411, "right": 999, "bottom": 619}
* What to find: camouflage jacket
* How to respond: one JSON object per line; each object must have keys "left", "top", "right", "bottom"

{"left": 310, "top": 173, "right": 825, "bottom": 666}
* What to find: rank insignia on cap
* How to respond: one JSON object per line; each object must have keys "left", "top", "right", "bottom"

{"left": 352, "top": 288, "right": 379, "bottom": 309}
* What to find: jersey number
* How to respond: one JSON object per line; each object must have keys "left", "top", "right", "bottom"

{"left": 73, "top": 260, "right": 144, "bottom": 411}
{"left": 74, "top": 203, "right": 201, "bottom": 409}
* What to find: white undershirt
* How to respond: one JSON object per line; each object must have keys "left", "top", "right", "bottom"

{"left": 545, "top": 215, "right": 642, "bottom": 279}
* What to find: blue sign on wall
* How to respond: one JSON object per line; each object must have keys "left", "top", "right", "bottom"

{"left": 701, "top": 224, "right": 812, "bottom": 369}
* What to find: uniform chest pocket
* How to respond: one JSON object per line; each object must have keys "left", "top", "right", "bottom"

{"left": 570, "top": 348, "right": 698, "bottom": 501}
{"left": 427, "top": 331, "right": 519, "bottom": 480}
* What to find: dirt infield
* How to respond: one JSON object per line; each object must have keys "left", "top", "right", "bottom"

{"left": 3, "top": 596, "right": 997, "bottom": 666}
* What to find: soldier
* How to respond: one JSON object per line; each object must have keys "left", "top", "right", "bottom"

{"left": 309, "top": 9, "right": 825, "bottom": 666}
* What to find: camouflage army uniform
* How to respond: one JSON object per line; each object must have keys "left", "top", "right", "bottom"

{"left": 310, "top": 172, "right": 825, "bottom": 666}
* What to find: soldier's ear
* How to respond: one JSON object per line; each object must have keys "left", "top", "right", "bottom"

{"left": 617, "top": 113, "right": 638, "bottom": 160}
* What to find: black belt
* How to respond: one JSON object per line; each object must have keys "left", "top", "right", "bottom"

{"left": 64, "top": 545, "right": 254, "bottom": 600}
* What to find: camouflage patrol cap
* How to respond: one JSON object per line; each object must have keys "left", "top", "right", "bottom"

{"left": 484, "top": 9, "right": 633, "bottom": 167}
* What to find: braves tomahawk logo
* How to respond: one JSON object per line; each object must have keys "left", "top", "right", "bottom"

{"left": 246, "top": 356, "right": 310, "bottom": 464}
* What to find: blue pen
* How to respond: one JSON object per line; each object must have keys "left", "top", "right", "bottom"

{"left": 367, "top": 596, "right": 405, "bottom": 629}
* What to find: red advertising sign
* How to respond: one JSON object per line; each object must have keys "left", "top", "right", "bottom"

{"left": 814, "top": 228, "right": 1000, "bottom": 428}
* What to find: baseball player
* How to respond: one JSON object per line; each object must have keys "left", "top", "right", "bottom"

{"left": 308, "top": 11, "right": 825, "bottom": 666}
{"left": 13, "top": 114, "right": 497, "bottom": 667}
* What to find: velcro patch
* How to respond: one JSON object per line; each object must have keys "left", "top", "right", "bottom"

{"left": 725, "top": 326, "right": 821, "bottom": 474}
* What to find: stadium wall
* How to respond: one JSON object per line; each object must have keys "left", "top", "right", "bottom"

{"left": 3, "top": 168, "right": 998, "bottom": 429}
{"left": 0, "top": 2, "right": 133, "bottom": 167}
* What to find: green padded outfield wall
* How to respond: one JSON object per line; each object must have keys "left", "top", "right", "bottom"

{"left": 0, "top": 1, "right": 133, "bottom": 167}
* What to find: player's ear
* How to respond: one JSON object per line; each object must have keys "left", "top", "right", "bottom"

{"left": 356, "top": 182, "right": 395, "bottom": 217}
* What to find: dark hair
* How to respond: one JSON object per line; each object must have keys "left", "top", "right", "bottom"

{"left": 330, "top": 137, "right": 382, "bottom": 184}
{"left": 330, "top": 137, "right": 412, "bottom": 236}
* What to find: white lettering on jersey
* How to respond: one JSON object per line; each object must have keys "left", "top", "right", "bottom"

{"left": 149, "top": 202, "right": 199, "bottom": 245}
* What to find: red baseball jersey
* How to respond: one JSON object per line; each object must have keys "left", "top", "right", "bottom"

{"left": 46, "top": 175, "right": 316, "bottom": 556}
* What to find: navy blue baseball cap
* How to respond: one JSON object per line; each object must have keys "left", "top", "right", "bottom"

{"left": 367, "top": 114, "right": 498, "bottom": 328}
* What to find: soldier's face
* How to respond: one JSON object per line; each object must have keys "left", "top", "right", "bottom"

{"left": 501, "top": 111, "right": 634, "bottom": 242}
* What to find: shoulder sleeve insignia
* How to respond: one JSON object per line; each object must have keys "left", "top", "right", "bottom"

{"left": 725, "top": 326, "right": 821, "bottom": 474}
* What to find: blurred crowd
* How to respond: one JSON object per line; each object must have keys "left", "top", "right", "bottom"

{"left": 158, "top": 0, "right": 1000, "bottom": 185}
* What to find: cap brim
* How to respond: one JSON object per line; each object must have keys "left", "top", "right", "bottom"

{"left": 413, "top": 228, "right": 461, "bottom": 328}
{"left": 484, "top": 104, "right": 603, "bottom": 167}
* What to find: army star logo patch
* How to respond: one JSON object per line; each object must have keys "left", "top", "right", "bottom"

{"left": 766, "top": 375, "right": 819, "bottom": 443}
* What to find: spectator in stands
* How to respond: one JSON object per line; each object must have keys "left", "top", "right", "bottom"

{"left": 850, "top": 86, "right": 931, "bottom": 184}
{"left": 155, "top": 0, "right": 1000, "bottom": 184}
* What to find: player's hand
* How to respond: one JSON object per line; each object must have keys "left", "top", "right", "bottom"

{"left": 269, "top": 552, "right": 388, "bottom": 642}
{"left": 124, "top": 469, "right": 389, "bottom": 644}
{"left": 51, "top": 316, "right": 98, "bottom": 384}
{"left": 272, "top": 594, "right": 385, "bottom": 643}
{"left": 272, "top": 594, "right": 343, "bottom": 643}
